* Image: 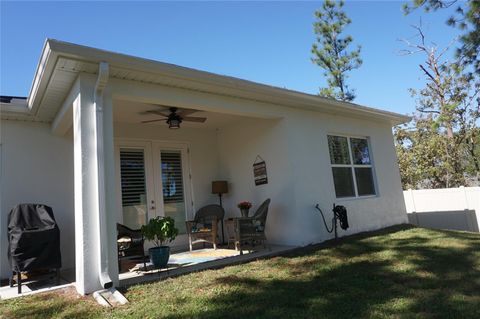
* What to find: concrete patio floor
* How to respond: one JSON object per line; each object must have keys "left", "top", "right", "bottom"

{"left": 0, "top": 269, "right": 75, "bottom": 300}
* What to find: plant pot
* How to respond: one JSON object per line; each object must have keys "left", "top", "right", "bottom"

{"left": 148, "top": 246, "right": 170, "bottom": 269}
{"left": 240, "top": 208, "right": 250, "bottom": 218}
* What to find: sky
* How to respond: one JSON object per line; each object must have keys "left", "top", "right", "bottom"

{"left": 0, "top": 1, "right": 461, "bottom": 115}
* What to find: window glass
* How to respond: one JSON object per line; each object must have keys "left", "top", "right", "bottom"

{"left": 328, "top": 135, "right": 351, "bottom": 164}
{"left": 161, "top": 150, "right": 186, "bottom": 234}
{"left": 355, "top": 167, "right": 376, "bottom": 196}
{"left": 350, "top": 138, "right": 371, "bottom": 165}
{"left": 332, "top": 167, "right": 355, "bottom": 198}
{"left": 120, "top": 149, "right": 148, "bottom": 229}
{"left": 328, "top": 135, "right": 376, "bottom": 198}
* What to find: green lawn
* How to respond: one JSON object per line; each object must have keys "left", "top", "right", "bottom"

{"left": 2, "top": 225, "right": 480, "bottom": 319}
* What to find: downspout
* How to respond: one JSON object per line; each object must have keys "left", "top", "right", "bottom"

{"left": 94, "top": 62, "right": 113, "bottom": 289}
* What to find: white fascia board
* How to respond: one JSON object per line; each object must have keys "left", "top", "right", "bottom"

{"left": 26, "top": 40, "right": 59, "bottom": 116}
{"left": 34, "top": 39, "right": 411, "bottom": 126}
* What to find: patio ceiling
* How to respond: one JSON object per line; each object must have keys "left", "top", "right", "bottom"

{"left": 114, "top": 99, "right": 255, "bottom": 130}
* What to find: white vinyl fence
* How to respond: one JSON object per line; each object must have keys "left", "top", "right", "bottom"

{"left": 403, "top": 187, "right": 480, "bottom": 233}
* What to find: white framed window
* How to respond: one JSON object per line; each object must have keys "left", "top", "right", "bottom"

{"left": 327, "top": 135, "right": 376, "bottom": 198}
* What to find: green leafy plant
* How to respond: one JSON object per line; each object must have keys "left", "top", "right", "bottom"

{"left": 141, "top": 216, "right": 178, "bottom": 247}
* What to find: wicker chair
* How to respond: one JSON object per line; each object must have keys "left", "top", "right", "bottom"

{"left": 186, "top": 205, "right": 225, "bottom": 251}
{"left": 117, "top": 223, "right": 146, "bottom": 272}
{"left": 234, "top": 199, "right": 271, "bottom": 255}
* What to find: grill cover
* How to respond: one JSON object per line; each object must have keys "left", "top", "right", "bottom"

{"left": 8, "top": 204, "right": 62, "bottom": 272}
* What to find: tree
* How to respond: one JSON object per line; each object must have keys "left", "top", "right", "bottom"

{"left": 395, "top": 25, "right": 480, "bottom": 189}
{"left": 403, "top": 0, "right": 480, "bottom": 74}
{"left": 395, "top": 117, "right": 465, "bottom": 189}
{"left": 311, "top": 0, "right": 362, "bottom": 102}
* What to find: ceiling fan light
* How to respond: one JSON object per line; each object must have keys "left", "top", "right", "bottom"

{"left": 167, "top": 117, "right": 181, "bottom": 129}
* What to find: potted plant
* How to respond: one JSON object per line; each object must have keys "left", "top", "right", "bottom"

{"left": 141, "top": 216, "right": 178, "bottom": 269}
{"left": 237, "top": 201, "right": 252, "bottom": 217}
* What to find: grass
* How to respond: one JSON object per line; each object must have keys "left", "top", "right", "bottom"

{"left": 1, "top": 225, "right": 480, "bottom": 319}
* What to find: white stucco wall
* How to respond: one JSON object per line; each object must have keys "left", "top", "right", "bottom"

{"left": 217, "top": 111, "right": 408, "bottom": 247}
{"left": 285, "top": 112, "right": 408, "bottom": 245}
{"left": 0, "top": 120, "right": 74, "bottom": 280}
{"left": 217, "top": 118, "right": 297, "bottom": 246}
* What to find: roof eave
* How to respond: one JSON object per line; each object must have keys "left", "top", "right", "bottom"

{"left": 27, "top": 39, "right": 58, "bottom": 116}
{"left": 29, "top": 39, "right": 411, "bottom": 126}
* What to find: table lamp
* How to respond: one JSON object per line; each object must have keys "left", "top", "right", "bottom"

{"left": 212, "top": 180, "right": 228, "bottom": 207}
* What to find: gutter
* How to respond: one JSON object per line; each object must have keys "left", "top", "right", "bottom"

{"left": 94, "top": 61, "right": 113, "bottom": 289}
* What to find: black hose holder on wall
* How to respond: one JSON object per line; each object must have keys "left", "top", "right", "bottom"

{"left": 315, "top": 203, "right": 349, "bottom": 240}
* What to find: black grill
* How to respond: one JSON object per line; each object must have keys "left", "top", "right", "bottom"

{"left": 7, "top": 204, "right": 62, "bottom": 293}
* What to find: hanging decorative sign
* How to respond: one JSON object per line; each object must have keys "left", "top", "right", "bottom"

{"left": 253, "top": 155, "right": 268, "bottom": 186}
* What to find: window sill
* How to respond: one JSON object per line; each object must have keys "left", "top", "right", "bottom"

{"left": 335, "top": 194, "right": 378, "bottom": 202}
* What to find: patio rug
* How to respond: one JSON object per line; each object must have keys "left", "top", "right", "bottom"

{"left": 130, "top": 248, "right": 241, "bottom": 272}
{"left": 169, "top": 249, "right": 240, "bottom": 265}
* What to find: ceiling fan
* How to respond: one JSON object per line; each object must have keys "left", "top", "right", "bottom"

{"left": 141, "top": 106, "right": 207, "bottom": 129}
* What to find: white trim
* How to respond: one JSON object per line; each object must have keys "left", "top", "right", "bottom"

{"left": 27, "top": 40, "right": 56, "bottom": 115}
{"left": 335, "top": 195, "right": 378, "bottom": 202}
{"left": 346, "top": 137, "right": 359, "bottom": 197}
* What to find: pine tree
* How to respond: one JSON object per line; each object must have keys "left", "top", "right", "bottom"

{"left": 311, "top": 0, "right": 362, "bottom": 102}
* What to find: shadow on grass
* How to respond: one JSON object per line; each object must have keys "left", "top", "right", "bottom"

{"left": 1, "top": 289, "right": 100, "bottom": 319}
{"left": 7, "top": 225, "right": 479, "bottom": 319}
{"left": 158, "top": 225, "right": 480, "bottom": 319}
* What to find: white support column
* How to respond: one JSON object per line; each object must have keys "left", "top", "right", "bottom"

{"left": 73, "top": 75, "right": 100, "bottom": 294}
{"left": 73, "top": 71, "right": 118, "bottom": 294}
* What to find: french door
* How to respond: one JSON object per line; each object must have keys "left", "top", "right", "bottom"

{"left": 116, "top": 140, "right": 193, "bottom": 234}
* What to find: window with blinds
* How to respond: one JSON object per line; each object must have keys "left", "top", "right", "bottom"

{"left": 120, "top": 149, "right": 147, "bottom": 207}
{"left": 327, "top": 135, "right": 376, "bottom": 198}
{"left": 160, "top": 151, "right": 184, "bottom": 204}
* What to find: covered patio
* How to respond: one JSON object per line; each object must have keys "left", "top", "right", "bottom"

{"left": 14, "top": 80, "right": 290, "bottom": 296}
{"left": 1, "top": 40, "right": 297, "bottom": 297}
{"left": 111, "top": 97, "right": 293, "bottom": 286}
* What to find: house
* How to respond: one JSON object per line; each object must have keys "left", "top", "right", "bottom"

{"left": 0, "top": 39, "right": 409, "bottom": 295}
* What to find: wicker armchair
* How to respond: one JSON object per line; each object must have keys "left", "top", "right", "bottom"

{"left": 117, "top": 223, "right": 146, "bottom": 272}
{"left": 186, "top": 205, "right": 225, "bottom": 251}
{"left": 234, "top": 199, "right": 271, "bottom": 254}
